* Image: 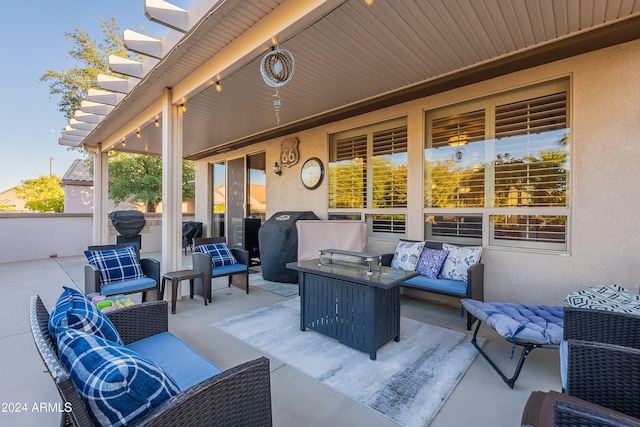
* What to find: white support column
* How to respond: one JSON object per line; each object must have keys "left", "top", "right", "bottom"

{"left": 93, "top": 144, "right": 110, "bottom": 244}
{"left": 161, "top": 89, "right": 183, "bottom": 298}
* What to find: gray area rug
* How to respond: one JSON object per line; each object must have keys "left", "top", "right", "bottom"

{"left": 214, "top": 298, "right": 482, "bottom": 426}
{"left": 249, "top": 273, "right": 299, "bottom": 297}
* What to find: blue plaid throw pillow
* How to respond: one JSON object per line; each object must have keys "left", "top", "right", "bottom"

{"left": 194, "top": 243, "right": 238, "bottom": 267}
{"left": 57, "top": 328, "right": 180, "bottom": 427}
{"left": 84, "top": 246, "right": 144, "bottom": 285}
{"left": 48, "top": 286, "right": 123, "bottom": 345}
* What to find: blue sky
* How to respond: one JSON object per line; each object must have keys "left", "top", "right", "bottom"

{"left": 0, "top": 1, "right": 190, "bottom": 192}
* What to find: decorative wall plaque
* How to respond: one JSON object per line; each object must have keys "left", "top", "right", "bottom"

{"left": 279, "top": 137, "right": 299, "bottom": 167}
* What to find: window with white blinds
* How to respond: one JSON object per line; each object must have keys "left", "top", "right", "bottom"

{"left": 367, "top": 214, "right": 406, "bottom": 235}
{"left": 372, "top": 126, "right": 407, "bottom": 208}
{"left": 425, "top": 79, "right": 571, "bottom": 251}
{"left": 329, "top": 134, "right": 367, "bottom": 209}
{"left": 494, "top": 93, "right": 568, "bottom": 208}
{"left": 329, "top": 118, "right": 408, "bottom": 236}
{"left": 426, "top": 110, "right": 485, "bottom": 208}
{"left": 425, "top": 214, "right": 482, "bottom": 243}
{"left": 490, "top": 214, "right": 567, "bottom": 250}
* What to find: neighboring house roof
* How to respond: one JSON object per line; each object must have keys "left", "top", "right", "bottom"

{"left": 0, "top": 187, "right": 27, "bottom": 212}
{"left": 249, "top": 183, "right": 265, "bottom": 206}
{"left": 212, "top": 183, "right": 266, "bottom": 207}
{"left": 61, "top": 159, "right": 92, "bottom": 187}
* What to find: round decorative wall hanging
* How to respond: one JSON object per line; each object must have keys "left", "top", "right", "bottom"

{"left": 301, "top": 157, "right": 324, "bottom": 190}
{"left": 260, "top": 47, "right": 295, "bottom": 125}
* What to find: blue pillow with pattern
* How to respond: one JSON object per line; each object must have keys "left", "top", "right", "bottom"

{"left": 415, "top": 248, "right": 449, "bottom": 279}
{"left": 48, "top": 286, "right": 123, "bottom": 345}
{"left": 194, "top": 243, "right": 238, "bottom": 267}
{"left": 84, "top": 246, "right": 144, "bottom": 285}
{"left": 57, "top": 328, "right": 180, "bottom": 427}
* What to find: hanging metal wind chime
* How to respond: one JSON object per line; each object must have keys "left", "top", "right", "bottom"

{"left": 260, "top": 47, "right": 295, "bottom": 124}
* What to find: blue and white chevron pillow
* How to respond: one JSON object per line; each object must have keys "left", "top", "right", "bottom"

{"left": 195, "top": 243, "right": 238, "bottom": 267}
{"left": 84, "top": 245, "right": 144, "bottom": 285}
{"left": 57, "top": 328, "right": 180, "bottom": 427}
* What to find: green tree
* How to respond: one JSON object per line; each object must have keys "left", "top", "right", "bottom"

{"left": 41, "top": 20, "right": 195, "bottom": 210}
{"left": 40, "top": 17, "right": 136, "bottom": 120}
{"left": 15, "top": 175, "right": 64, "bottom": 212}
{"left": 108, "top": 152, "right": 195, "bottom": 212}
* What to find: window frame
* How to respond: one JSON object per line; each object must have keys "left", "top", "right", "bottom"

{"left": 424, "top": 79, "right": 571, "bottom": 253}
{"left": 328, "top": 117, "right": 409, "bottom": 238}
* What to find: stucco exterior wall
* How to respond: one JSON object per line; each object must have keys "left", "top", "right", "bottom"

{"left": 0, "top": 213, "right": 196, "bottom": 263}
{"left": 196, "top": 39, "right": 640, "bottom": 305}
{"left": 63, "top": 185, "right": 94, "bottom": 213}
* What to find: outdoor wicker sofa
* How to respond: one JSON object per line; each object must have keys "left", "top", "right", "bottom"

{"left": 521, "top": 306, "right": 640, "bottom": 426}
{"left": 30, "top": 294, "right": 273, "bottom": 426}
{"left": 382, "top": 240, "right": 484, "bottom": 330}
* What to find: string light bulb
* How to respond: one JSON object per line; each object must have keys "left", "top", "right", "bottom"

{"left": 121, "top": 138, "right": 126, "bottom": 147}
{"left": 216, "top": 81, "right": 222, "bottom": 92}
{"left": 180, "top": 104, "right": 186, "bottom": 113}
{"left": 365, "top": 0, "right": 373, "bottom": 5}
{"left": 155, "top": 118, "right": 160, "bottom": 127}
{"left": 136, "top": 129, "right": 141, "bottom": 139}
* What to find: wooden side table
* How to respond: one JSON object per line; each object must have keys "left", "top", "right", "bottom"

{"left": 161, "top": 270, "right": 206, "bottom": 314}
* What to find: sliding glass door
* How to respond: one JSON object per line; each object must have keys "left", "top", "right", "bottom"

{"left": 211, "top": 152, "right": 266, "bottom": 250}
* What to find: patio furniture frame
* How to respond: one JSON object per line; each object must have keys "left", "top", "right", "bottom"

{"left": 192, "top": 237, "right": 250, "bottom": 300}
{"left": 84, "top": 243, "right": 161, "bottom": 302}
{"left": 522, "top": 389, "right": 640, "bottom": 426}
{"left": 29, "top": 295, "right": 273, "bottom": 427}
{"left": 521, "top": 307, "right": 640, "bottom": 425}
{"left": 471, "top": 319, "right": 559, "bottom": 389}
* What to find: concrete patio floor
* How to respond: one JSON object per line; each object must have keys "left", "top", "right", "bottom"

{"left": 0, "top": 252, "right": 561, "bottom": 426}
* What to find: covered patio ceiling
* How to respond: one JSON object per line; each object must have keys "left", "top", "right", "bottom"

{"left": 76, "top": 0, "right": 640, "bottom": 159}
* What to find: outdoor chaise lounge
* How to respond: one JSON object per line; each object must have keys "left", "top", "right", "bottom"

{"left": 462, "top": 299, "right": 564, "bottom": 388}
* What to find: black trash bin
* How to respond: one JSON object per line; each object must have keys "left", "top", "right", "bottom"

{"left": 258, "top": 211, "right": 319, "bottom": 283}
{"left": 243, "top": 217, "right": 262, "bottom": 266}
{"left": 109, "top": 210, "right": 146, "bottom": 249}
{"left": 182, "top": 221, "right": 203, "bottom": 254}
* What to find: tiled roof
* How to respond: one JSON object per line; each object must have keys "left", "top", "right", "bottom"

{"left": 61, "top": 159, "right": 92, "bottom": 186}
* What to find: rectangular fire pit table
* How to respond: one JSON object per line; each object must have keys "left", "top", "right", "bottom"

{"left": 287, "top": 252, "right": 418, "bottom": 360}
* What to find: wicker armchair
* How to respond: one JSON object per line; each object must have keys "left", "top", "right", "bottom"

{"left": 522, "top": 307, "right": 640, "bottom": 426}
{"left": 84, "top": 243, "right": 161, "bottom": 302}
{"left": 192, "top": 237, "right": 250, "bottom": 301}
{"left": 30, "top": 295, "right": 273, "bottom": 427}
